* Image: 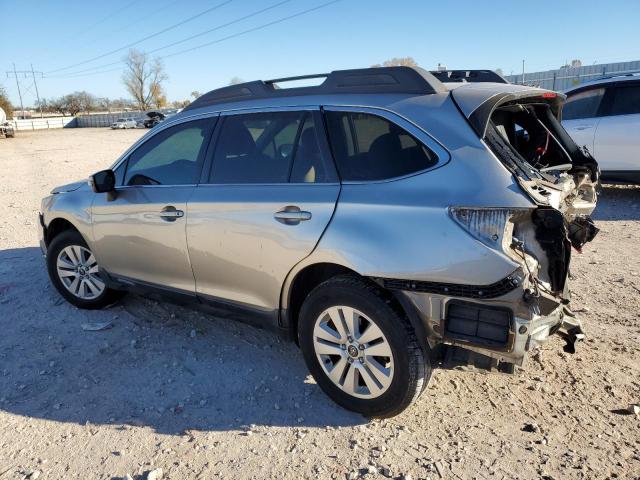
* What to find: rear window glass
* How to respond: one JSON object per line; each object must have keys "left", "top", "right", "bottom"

{"left": 325, "top": 111, "right": 438, "bottom": 181}
{"left": 563, "top": 88, "right": 605, "bottom": 120}
{"left": 609, "top": 85, "right": 640, "bottom": 116}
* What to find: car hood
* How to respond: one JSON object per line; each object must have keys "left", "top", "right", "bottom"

{"left": 51, "top": 179, "right": 87, "bottom": 194}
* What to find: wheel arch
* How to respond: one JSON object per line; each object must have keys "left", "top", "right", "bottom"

{"left": 45, "top": 217, "right": 82, "bottom": 248}
{"left": 282, "top": 261, "right": 430, "bottom": 353}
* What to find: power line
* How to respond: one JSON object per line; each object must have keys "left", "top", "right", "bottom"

{"left": 162, "top": 0, "right": 341, "bottom": 60}
{"left": 38, "top": 0, "right": 183, "bottom": 68}
{"left": 45, "top": 0, "right": 341, "bottom": 79}
{"left": 28, "top": 0, "right": 143, "bottom": 64}
{"left": 46, "top": 0, "right": 234, "bottom": 74}
{"left": 147, "top": 0, "right": 291, "bottom": 56}
{"left": 44, "top": 0, "right": 295, "bottom": 79}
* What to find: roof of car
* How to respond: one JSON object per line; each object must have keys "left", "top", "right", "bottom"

{"left": 183, "top": 67, "right": 448, "bottom": 112}
{"left": 565, "top": 72, "right": 640, "bottom": 93}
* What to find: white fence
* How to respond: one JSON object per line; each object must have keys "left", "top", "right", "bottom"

{"left": 11, "top": 117, "right": 77, "bottom": 131}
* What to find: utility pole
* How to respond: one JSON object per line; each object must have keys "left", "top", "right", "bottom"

{"left": 521, "top": 59, "right": 525, "bottom": 85}
{"left": 12, "top": 63, "right": 25, "bottom": 119}
{"left": 6, "top": 65, "right": 44, "bottom": 119}
{"left": 31, "top": 64, "right": 43, "bottom": 118}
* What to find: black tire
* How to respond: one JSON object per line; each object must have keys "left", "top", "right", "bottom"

{"left": 46, "top": 230, "right": 124, "bottom": 309}
{"left": 298, "top": 275, "right": 430, "bottom": 417}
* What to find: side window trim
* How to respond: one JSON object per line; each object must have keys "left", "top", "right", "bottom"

{"left": 198, "top": 106, "right": 339, "bottom": 186}
{"left": 119, "top": 116, "right": 218, "bottom": 188}
{"left": 109, "top": 113, "right": 219, "bottom": 187}
{"left": 321, "top": 105, "right": 450, "bottom": 184}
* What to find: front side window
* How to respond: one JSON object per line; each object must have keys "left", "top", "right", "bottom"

{"left": 209, "top": 111, "right": 335, "bottom": 184}
{"left": 124, "top": 119, "right": 211, "bottom": 186}
{"left": 324, "top": 111, "right": 438, "bottom": 181}
{"left": 562, "top": 87, "right": 605, "bottom": 120}
{"left": 608, "top": 84, "right": 640, "bottom": 116}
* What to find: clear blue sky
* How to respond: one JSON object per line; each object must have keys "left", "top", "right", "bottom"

{"left": 2, "top": 0, "right": 639, "bottom": 106}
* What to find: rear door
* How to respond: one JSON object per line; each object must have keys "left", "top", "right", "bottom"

{"left": 186, "top": 108, "right": 339, "bottom": 317}
{"left": 592, "top": 81, "right": 640, "bottom": 173}
{"left": 562, "top": 86, "right": 606, "bottom": 153}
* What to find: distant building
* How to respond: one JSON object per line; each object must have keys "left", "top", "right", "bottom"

{"left": 504, "top": 60, "right": 640, "bottom": 91}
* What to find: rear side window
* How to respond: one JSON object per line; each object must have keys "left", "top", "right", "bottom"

{"left": 324, "top": 111, "right": 438, "bottom": 181}
{"left": 608, "top": 84, "right": 640, "bottom": 116}
{"left": 562, "top": 88, "right": 605, "bottom": 120}
{"left": 124, "top": 119, "right": 211, "bottom": 186}
{"left": 209, "top": 111, "right": 336, "bottom": 184}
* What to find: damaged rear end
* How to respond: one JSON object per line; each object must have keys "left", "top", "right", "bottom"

{"left": 443, "top": 84, "right": 599, "bottom": 366}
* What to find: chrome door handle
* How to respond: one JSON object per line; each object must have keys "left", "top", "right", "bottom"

{"left": 159, "top": 207, "right": 184, "bottom": 222}
{"left": 274, "top": 206, "right": 312, "bottom": 225}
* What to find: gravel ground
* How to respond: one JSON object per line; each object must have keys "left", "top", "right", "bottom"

{"left": 0, "top": 128, "right": 639, "bottom": 480}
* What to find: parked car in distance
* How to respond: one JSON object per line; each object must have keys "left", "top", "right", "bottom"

{"left": 110, "top": 118, "right": 137, "bottom": 129}
{"left": 143, "top": 111, "right": 166, "bottom": 128}
{"left": 39, "top": 67, "right": 599, "bottom": 417}
{"left": 562, "top": 73, "right": 640, "bottom": 183}
{"left": 0, "top": 107, "right": 15, "bottom": 138}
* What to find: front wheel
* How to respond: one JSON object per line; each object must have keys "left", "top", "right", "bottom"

{"left": 298, "top": 275, "right": 430, "bottom": 417}
{"left": 46, "top": 230, "right": 124, "bottom": 309}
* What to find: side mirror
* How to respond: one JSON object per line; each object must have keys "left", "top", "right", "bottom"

{"left": 89, "top": 169, "right": 115, "bottom": 193}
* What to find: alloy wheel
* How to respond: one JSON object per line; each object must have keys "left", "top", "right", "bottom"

{"left": 313, "top": 306, "right": 394, "bottom": 399}
{"left": 56, "top": 245, "right": 105, "bottom": 300}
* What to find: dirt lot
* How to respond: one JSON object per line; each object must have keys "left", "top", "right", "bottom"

{"left": 0, "top": 128, "right": 639, "bottom": 480}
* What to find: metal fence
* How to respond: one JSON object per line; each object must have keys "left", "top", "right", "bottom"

{"left": 75, "top": 111, "right": 145, "bottom": 128}
{"left": 11, "top": 117, "right": 77, "bottom": 131}
{"left": 505, "top": 60, "right": 640, "bottom": 91}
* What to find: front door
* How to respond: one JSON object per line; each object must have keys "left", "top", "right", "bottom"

{"left": 92, "top": 117, "right": 216, "bottom": 292}
{"left": 187, "top": 109, "right": 340, "bottom": 316}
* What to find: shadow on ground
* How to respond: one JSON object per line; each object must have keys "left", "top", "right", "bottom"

{"left": 0, "top": 186, "right": 636, "bottom": 436}
{"left": 0, "top": 247, "right": 363, "bottom": 436}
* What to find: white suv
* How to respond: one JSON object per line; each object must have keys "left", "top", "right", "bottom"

{"left": 563, "top": 73, "right": 640, "bottom": 183}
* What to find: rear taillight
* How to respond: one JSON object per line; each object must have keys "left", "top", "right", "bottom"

{"left": 449, "top": 207, "right": 531, "bottom": 255}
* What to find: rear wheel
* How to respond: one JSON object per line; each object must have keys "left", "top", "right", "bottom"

{"left": 298, "top": 275, "right": 430, "bottom": 417}
{"left": 46, "top": 231, "right": 124, "bottom": 309}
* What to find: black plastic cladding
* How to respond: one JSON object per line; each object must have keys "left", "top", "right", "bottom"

{"left": 380, "top": 274, "right": 520, "bottom": 299}
{"left": 184, "top": 66, "right": 447, "bottom": 111}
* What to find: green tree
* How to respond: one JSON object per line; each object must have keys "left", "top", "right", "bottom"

{"left": 0, "top": 87, "right": 13, "bottom": 119}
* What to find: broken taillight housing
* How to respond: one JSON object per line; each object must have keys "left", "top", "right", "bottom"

{"left": 449, "top": 207, "right": 531, "bottom": 255}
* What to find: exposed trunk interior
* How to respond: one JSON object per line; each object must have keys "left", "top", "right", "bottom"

{"left": 481, "top": 98, "right": 600, "bottom": 304}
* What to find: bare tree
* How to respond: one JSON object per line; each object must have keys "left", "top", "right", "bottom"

{"left": 172, "top": 99, "right": 191, "bottom": 109}
{"left": 98, "top": 97, "right": 113, "bottom": 113}
{"left": 190, "top": 90, "right": 201, "bottom": 99}
{"left": 229, "top": 76, "right": 244, "bottom": 85}
{"left": 372, "top": 57, "right": 418, "bottom": 68}
{"left": 0, "top": 87, "right": 13, "bottom": 118}
{"left": 122, "top": 49, "right": 168, "bottom": 111}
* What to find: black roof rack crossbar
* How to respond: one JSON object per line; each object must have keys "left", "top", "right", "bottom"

{"left": 266, "top": 73, "right": 329, "bottom": 84}
{"left": 184, "top": 66, "right": 447, "bottom": 111}
{"left": 429, "top": 69, "right": 508, "bottom": 84}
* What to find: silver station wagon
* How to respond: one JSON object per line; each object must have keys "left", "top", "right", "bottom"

{"left": 39, "top": 67, "right": 599, "bottom": 417}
